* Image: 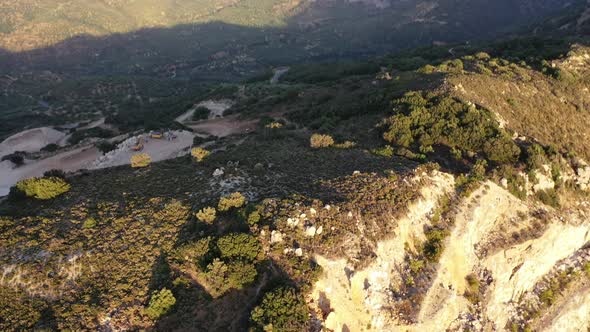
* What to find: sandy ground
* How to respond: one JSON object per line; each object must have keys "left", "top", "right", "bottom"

{"left": 0, "top": 127, "right": 66, "bottom": 158}
{"left": 0, "top": 130, "right": 194, "bottom": 196}
{"left": 0, "top": 146, "right": 101, "bottom": 196}
{"left": 90, "top": 130, "right": 194, "bottom": 169}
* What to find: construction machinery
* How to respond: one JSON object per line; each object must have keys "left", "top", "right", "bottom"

{"left": 150, "top": 131, "right": 163, "bottom": 139}
{"left": 131, "top": 136, "right": 144, "bottom": 151}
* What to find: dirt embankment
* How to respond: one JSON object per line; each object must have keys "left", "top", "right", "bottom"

{"left": 310, "top": 171, "right": 455, "bottom": 332}
{"left": 311, "top": 176, "right": 590, "bottom": 331}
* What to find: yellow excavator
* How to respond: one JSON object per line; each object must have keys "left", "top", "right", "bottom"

{"left": 132, "top": 136, "right": 144, "bottom": 151}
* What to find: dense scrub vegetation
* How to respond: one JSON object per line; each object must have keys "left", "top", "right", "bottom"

{"left": 380, "top": 91, "right": 520, "bottom": 164}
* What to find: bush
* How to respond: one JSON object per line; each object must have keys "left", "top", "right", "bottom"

{"left": 175, "top": 238, "right": 211, "bottom": 265}
{"left": 218, "top": 192, "right": 246, "bottom": 211}
{"left": 82, "top": 218, "right": 97, "bottom": 229}
{"left": 191, "top": 147, "right": 211, "bottom": 162}
{"left": 423, "top": 228, "right": 449, "bottom": 262}
{"left": 192, "top": 106, "right": 210, "bottom": 121}
{"left": 247, "top": 211, "right": 261, "bottom": 226}
{"left": 381, "top": 92, "right": 521, "bottom": 164}
{"left": 310, "top": 134, "right": 334, "bottom": 149}
{"left": 250, "top": 287, "right": 309, "bottom": 331}
{"left": 96, "top": 140, "right": 116, "bottom": 154}
{"left": 16, "top": 177, "right": 70, "bottom": 200}
{"left": 536, "top": 189, "right": 560, "bottom": 208}
{"left": 41, "top": 143, "right": 59, "bottom": 152}
{"left": 131, "top": 153, "right": 151, "bottom": 168}
{"left": 196, "top": 207, "right": 216, "bottom": 223}
{"left": 371, "top": 145, "right": 394, "bottom": 158}
{"left": 217, "top": 233, "right": 261, "bottom": 262}
{"left": 205, "top": 259, "right": 258, "bottom": 297}
{"left": 1, "top": 153, "right": 24, "bottom": 166}
{"left": 43, "top": 169, "right": 66, "bottom": 179}
{"left": 145, "top": 288, "right": 176, "bottom": 320}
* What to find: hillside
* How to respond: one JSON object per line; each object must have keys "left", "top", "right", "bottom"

{"left": 2, "top": 2, "right": 590, "bottom": 331}
{"left": 2, "top": 38, "right": 590, "bottom": 331}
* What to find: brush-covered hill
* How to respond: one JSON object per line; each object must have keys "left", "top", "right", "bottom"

{"left": 2, "top": 38, "right": 590, "bottom": 331}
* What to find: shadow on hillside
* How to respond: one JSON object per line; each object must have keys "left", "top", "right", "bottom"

{"left": 0, "top": 0, "right": 575, "bottom": 80}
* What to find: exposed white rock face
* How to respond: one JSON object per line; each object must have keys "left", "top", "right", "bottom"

{"left": 575, "top": 159, "right": 590, "bottom": 190}
{"left": 287, "top": 217, "right": 299, "bottom": 228}
{"left": 213, "top": 168, "right": 224, "bottom": 177}
{"left": 310, "top": 170, "right": 590, "bottom": 331}
{"left": 532, "top": 167, "right": 555, "bottom": 193}
{"left": 310, "top": 208, "right": 317, "bottom": 215}
{"left": 305, "top": 226, "right": 317, "bottom": 237}
{"left": 316, "top": 226, "right": 323, "bottom": 235}
{"left": 500, "top": 178, "right": 509, "bottom": 189}
{"left": 270, "top": 230, "right": 283, "bottom": 244}
{"left": 295, "top": 248, "right": 303, "bottom": 257}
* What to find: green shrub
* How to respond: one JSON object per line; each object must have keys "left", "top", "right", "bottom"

{"left": 381, "top": 92, "right": 520, "bottom": 164}
{"left": 217, "top": 233, "right": 261, "bottom": 262}
{"left": 423, "top": 228, "right": 449, "bottom": 262}
{"left": 196, "top": 207, "right": 216, "bottom": 223}
{"left": 1, "top": 153, "right": 24, "bottom": 166}
{"left": 41, "top": 143, "right": 59, "bottom": 152}
{"left": 218, "top": 192, "right": 246, "bottom": 211}
{"left": 145, "top": 288, "right": 176, "bottom": 320}
{"left": 371, "top": 145, "right": 394, "bottom": 158}
{"left": 191, "top": 147, "right": 211, "bottom": 162}
{"left": 16, "top": 177, "right": 70, "bottom": 200}
{"left": 175, "top": 238, "right": 211, "bottom": 265}
{"left": 310, "top": 134, "right": 334, "bottom": 148}
{"left": 464, "top": 273, "right": 480, "bottom": 304}
{"left": 247, "top": 211, "right": 261, "bottom": 226}
{"left": 205, "top": 259, "right": 258, "bottom": 297}
{"left": 82, "top": 218, "right": 97, "bottom": 229}
{"left": 539, "top": 289, "right": 555, "bottom": 306}
{"left": 192, "top": 106, "right": 210, "bottom": 121}
{"left": 536, "top": 189, "right": 560, "bottom": 208}
{"left": 250, "top": 287, "right": 309, "bottom": 331}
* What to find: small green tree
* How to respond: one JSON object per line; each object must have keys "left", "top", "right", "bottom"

{"left": 217, "top": 233, "right": 261, "bottom": 262}
{"left": 218, "top": 192, "right": 246, "bottom": 211}
{"left": 145, "top": 288, "right": 176, "bottom": 320}
{"left": 16, "top": 177, "right": 70, "bottom": 200}
{"left": 196, "top": 207, "right": 216, "bottom": 223}
{"left": 82, "top": 218, "right": 97, "bottom": 229}
{"left": 250, "top": 287, "right": 309, "bottom": 331}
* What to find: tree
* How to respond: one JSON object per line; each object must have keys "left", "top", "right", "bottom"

{"left": 218, "top": 192, "right": 246, "bottom": 211}
{"left": 131, "top": 153, "right": 151, "bottom": 168}
{"left": 145, "top": 288, "right": 176, "bottom": 320}
{"left": 217, "top": 233, "right": 261, "bottom": 262}
{"left": 196, "top": 207, "right": 216, "bottom": 223}
{"left": 310, "top": 134, "right": 334, "bottom": 148}
{"left": 1, "top": 153, "right": 24, "bottom": 166}
{"left": 16, "top": 177, "right": 70, "bottom": 200}
{"left": 250, "top": 287, "right": 309, "bottom": 331}
{"left": 191, "top": 147, "right": 211, "bottom": 162}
